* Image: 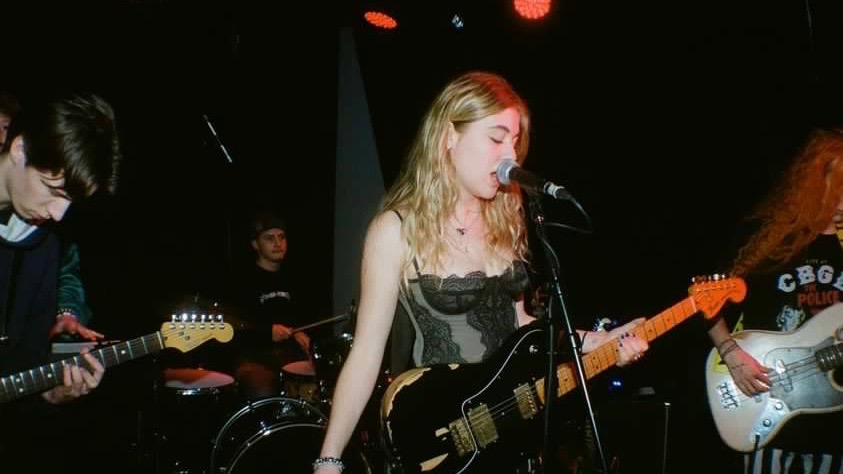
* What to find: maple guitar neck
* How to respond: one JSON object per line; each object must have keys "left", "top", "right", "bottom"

{"left": 536, "top": 296, "right": 699, "bottom": 402}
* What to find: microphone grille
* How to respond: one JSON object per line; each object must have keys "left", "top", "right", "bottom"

{"left": 496, "top": 159, "right": 517, "bottom": 185}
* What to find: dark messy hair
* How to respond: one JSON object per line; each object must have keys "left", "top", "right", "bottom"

{"left": 7, "top": 92, "right": 121, "bottom": 200}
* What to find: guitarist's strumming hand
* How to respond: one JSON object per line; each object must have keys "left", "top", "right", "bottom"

{"left": 40, "top": 349, "right": 104, "bottom": 405}
{"left": 719, "top": 339, "right": 770, "bottom": 396}
{"left": 48, "top": 312, "right": 104, "bottom": 342}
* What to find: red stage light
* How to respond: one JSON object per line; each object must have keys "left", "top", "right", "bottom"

{"left": 513, "top": 0, "right": 551, "bottom": 20}
{"left": 364, "top": 11, "right": 398, "bottom": 29}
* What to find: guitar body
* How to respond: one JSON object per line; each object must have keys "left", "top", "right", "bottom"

{"left": 705, "top": 304, "right": 843, "bottom": 452}
{"left": 381, "top": 324, "right": 550, "bottom": 474}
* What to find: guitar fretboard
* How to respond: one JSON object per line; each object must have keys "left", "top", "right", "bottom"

{"left": 0, "top": 332, "right": 165, "bottom": 403}
{"left": 536, "top": 296, "right": 698, "bottom": 401}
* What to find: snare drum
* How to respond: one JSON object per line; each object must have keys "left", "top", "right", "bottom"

{"left": 209, "top": 397, "right": 371, "bottom": 474}
{"left": 280, "top": 360, "right": 321, "bottom": 404}
{"left": 163, "top": 367, "right": 236, "bottom": 394}
{"left": 157, "top": 368, "right": 238, "bottom": 473}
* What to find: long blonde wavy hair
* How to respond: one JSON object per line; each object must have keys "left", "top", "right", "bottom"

{"left": 381, "top": 71, "right": 532, "bottom": 279}
{"left": 732, "top": 128, "right": 843, "bottom": 276}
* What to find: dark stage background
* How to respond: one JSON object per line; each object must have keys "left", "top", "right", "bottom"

{"left": 4, "top": 1, "right": 843, "bottom": 472}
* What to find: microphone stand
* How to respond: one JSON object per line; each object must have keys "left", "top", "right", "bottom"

{"left": 202, "top": 114, "right": 236, "bottom": 272}
{"left": 526, "top": 191, "right": 608, "bottom": 474}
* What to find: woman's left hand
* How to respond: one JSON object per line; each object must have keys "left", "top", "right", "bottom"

{"left": 607, "top": 317, "right": 649, "bottom": 367}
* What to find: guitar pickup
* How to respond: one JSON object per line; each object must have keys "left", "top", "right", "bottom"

{"left": 514, "top": 383, "right": 539, "bottom": 419}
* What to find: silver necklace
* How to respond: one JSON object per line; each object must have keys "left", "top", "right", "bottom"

{"left": 452, "top": 211, "right": 480, "bottom": 236}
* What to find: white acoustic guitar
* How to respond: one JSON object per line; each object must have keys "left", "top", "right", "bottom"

{"left": 705, "top": 304, "right": 843, "bottom": 452}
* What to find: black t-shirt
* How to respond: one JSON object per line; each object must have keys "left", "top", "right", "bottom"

{"left": 226, "top": 263, "right": 307, "bottom": 368}
{"left": 736, "top": 234, "right": 843, "bottom": 331}
{"left": 721, "top": 233, "right": 843, "bottom": 453}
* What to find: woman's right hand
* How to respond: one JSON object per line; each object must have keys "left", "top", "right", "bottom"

{"left": 723, "top": 346, "right": 770, "bottom": 396}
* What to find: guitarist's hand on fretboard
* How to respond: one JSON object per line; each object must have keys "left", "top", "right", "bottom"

{"left": 40, "top": 349, "right": 104, "bottom": 405}
{"left": 602, "top": 317, "right": 649, "bottom": 367}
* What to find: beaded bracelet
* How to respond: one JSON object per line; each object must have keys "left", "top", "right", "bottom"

{"left": 716, "top": 337, "right": 735, "bottom": 350}
{"left": 312, "top": 457, "right": 345, "bottom": 472}
{"left": 56, "top": 309, "right": 79, "bottom": 320}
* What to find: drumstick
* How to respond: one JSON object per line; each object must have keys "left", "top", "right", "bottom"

{"left": 290, "top": 313, "right": 350, "bottom": 334}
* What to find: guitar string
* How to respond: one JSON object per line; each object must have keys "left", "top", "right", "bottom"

{"left": 461, "top": 358, "right": 612, "bottom": 430}
{"left": 456, "top": 337, "right": 630, "bottom": 433}
{"left": 727, "top": 356, "right": 831, "bottom": 403}
{"left": 462, "top": 346, "right": 623, "bottom": 428}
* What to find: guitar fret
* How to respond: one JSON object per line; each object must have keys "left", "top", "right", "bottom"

{"left": 25, "top": 369, "right": 35, "bottom": 393}
{"left": 111, "top": 344, "right": 120, "bottom": 365}
{"left": 38, "top": 365, "right": 48, "bottom": 391}
{"left": 49, "top": 362, "right": 59, "bottom": 384}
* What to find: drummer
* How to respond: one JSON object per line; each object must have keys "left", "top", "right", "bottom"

{"left": 225, "top": 209, "right": 314, "bottom": 400}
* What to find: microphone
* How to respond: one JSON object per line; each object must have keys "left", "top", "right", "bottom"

{"left": 496, "top": 159, "right": 572, "bottom": 200}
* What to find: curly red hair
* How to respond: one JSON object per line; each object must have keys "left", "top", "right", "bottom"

{"left": 732, "top": 128, "right": 843, "bottom": 276}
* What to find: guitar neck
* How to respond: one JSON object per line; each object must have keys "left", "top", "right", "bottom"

{"left": 0, "top": 332, "right": 165, "bottom": 403}
{"left": 537, "top": 296, "right": 698, "bottom": 402}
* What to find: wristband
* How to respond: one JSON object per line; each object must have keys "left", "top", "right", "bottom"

{"left": 56, "top": 309, "right": 79, "bottom": 320}
{"left": 312, "top": 457, "right": 345, "bottom": 472}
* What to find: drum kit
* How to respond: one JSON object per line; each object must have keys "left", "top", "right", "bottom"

{"left": 151, "top": 300, "right": 375, "bottom": 474}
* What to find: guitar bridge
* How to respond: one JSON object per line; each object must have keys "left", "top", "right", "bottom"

{"left": 448, "top": 418, "right": 473, "bottom": 457}
{"left": 448, "top": 403, "right": 499, "bottom": 456}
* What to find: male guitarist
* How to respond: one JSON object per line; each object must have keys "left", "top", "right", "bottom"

{"left": 707, "top": 127, "right": 843, "bottom": 474}
{"left": 0, "top": 92, "right": 121, "bottom": 459}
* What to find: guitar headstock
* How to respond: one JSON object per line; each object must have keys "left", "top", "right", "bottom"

{"left": 689, "top": 274, "right": 747, "bottom": 319}
{"left": 160, "top": 313, "right": 234, "bottom": 353}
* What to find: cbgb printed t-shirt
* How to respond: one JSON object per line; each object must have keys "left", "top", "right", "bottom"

{"left": 739, "top": 233, "right": 843, "bottom": 332}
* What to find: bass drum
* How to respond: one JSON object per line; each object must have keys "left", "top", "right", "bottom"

{"left": 209, "top": 397, "right": 371, "bottom": 474}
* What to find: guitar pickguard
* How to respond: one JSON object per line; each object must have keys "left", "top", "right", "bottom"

{"left": 706, "top": 305, "right": 843, "bottom": 452}
{"left": 766, "top": 338, "right": 843, "bottom": 410}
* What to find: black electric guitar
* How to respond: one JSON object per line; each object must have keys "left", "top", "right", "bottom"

{"left": 0, "top": 315, "right": 234, "bottom": 403}
{"left": 705, "top": 303, "right": 843, "bottom": 452}
{"left": 380, "top": 276, "right": 746, "bottom": 473}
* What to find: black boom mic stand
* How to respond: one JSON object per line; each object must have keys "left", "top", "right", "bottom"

{"left": 524, "top": 190, "right": 608, "bottom": 474}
